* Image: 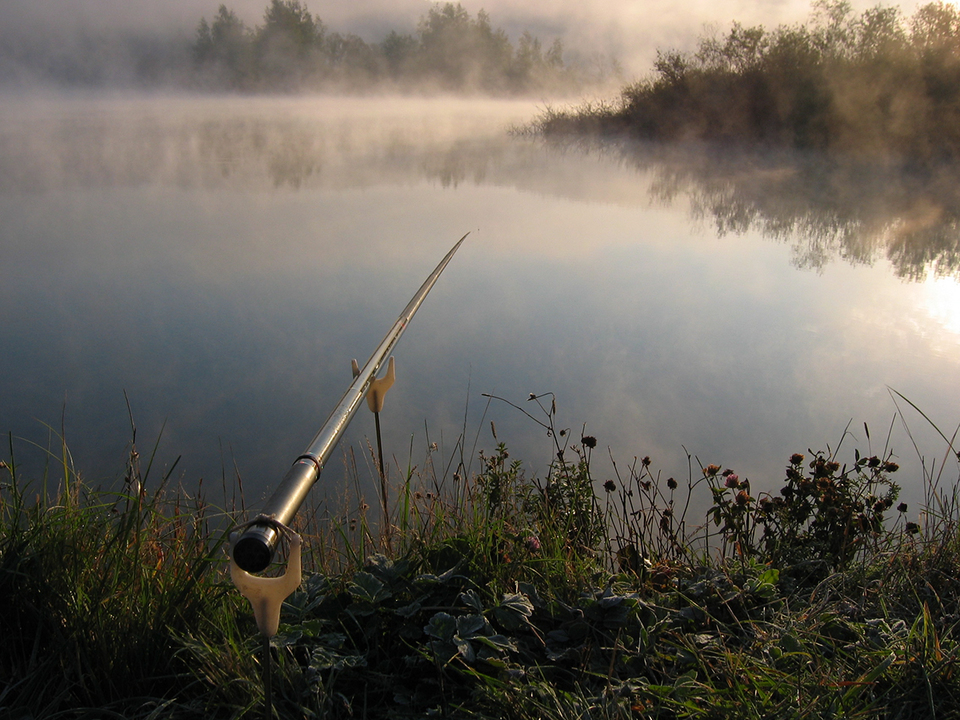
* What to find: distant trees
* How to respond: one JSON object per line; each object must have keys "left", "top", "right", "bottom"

{"left": 194, "top": 6, "right": 252, "bottom": 88}
{"left": 537, "top": 1, "right": 960, "bottom": 164}
{"left": 191, "top": 0, "right": 588, "bottom": 95}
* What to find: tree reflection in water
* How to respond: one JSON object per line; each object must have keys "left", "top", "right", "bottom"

{"left": 5, "top": 95, "right": 959, "bottom": 280}
{"left": 538, "top": 136, "right": 960, "bottom": 281}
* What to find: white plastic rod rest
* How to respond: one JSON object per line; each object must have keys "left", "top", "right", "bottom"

{"left": 230, "top": 531, "right": 302, "bottom": 638}
{"left": 352, "top": 355, "right": 396, "bottom": 413}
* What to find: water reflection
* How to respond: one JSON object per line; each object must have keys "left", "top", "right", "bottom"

{"left": 1, "top": 94, "right": 958, "bottom": 517}
{"left": 8, "top": 96, "right": 959, "bottom": 281}
{"left": 532, "top": 137, "right": 960, "bottom": 282}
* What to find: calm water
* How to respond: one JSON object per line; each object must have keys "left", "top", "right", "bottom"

{"left": 2, "top": 93, "right": 959, "bottom": 515}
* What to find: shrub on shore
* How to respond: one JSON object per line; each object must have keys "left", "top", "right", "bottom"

{"left": 535, "top": 1, "right": 960, "bottom": 164}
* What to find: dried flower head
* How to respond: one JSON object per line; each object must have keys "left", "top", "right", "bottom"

{"left": 666, "top": 477, "right": 678, "bottom": 490}
{"left": 603, "top": 480, "right": 616, "bottom": 492}
{"left": 581, "top": 435, "right": 597, "bottom": 448}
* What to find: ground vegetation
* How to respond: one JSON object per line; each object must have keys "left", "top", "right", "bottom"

{"left": 2, "top": 393, "right": 959, "bottom": 717}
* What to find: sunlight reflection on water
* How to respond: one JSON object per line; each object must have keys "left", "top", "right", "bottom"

{"left": 1, "top": 93, "right": 958, "bottom": 523}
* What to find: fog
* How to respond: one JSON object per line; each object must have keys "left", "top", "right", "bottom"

{"left": 0, "top": 0, "right": 934, "bottom": 88}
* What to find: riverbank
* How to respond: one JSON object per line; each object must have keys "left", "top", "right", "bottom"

{"left": 533, "top": 2, "right": 960, "bottom": 167}
{"left": 2, "top": 407, "right": 959, "bottom": 718}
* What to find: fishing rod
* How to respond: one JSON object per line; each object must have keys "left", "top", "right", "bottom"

{"left": 231, "top": 234, "right": 468, "bottom": 573}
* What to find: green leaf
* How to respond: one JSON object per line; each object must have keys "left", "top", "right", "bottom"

{"left": 474, "top": 634, "right": 517, "bottom": 653}
{"left": 456, "top": 613, "right": 487, "bottom": 638}
{"left": 396, "top": 601, "right": 422, "bottom": 619}
{"left": 494, "top": 592, "right": 534, "bottom": 630}
{"left": 349, "top": 571, "right": 392, "bottom": 604}
{"left": 425, "top": 612, "right": 457, "bottom": 641}
{"left": 460, "top": 589, "right": 484, "bottom": 612}
{"left": 757, "top": 568, "right": 780, "bottom": 586}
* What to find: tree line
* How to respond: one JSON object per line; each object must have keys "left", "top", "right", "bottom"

{"left": 193, "top": 0, "right": 597, "bottom": 95}
{"left": 536, "top": 1, "right": 960, "bottom": 165}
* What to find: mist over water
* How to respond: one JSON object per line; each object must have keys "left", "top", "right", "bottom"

{"left": 2, "top": 93, "right": 958, "bottom": 518}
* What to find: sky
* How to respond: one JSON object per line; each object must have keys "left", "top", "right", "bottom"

{"left": 0, "top": 0, "right": 930, "bottom": 78}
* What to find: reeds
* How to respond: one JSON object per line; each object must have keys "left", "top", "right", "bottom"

{"left": 2, "top": 393, "right": 959, "bottom": 718}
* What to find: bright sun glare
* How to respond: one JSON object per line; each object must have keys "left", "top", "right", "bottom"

{"left": 923, "top": 274, "right": 960, "bottom": 339}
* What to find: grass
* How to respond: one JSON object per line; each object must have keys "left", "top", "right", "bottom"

{"left": 2, "top": 393, "right": 960, "bottom": 718}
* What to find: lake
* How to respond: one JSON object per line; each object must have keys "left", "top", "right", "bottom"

{"left": 2, "top": 93, "right": 959, "bottom": 520}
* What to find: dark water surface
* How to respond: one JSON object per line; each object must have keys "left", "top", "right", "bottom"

{"left": 3, "top": 93, "right": 959, "bottom": 516}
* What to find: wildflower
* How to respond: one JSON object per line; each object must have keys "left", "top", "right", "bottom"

{"left": 868, "top": 456, "right": 881, "bottom": 468}
{"left": 642, "top": 456, "right": 651, "bottom": 467}
{"left": 906, "top": 522, "right": 920, "bottom": 535}
{"left": 897, "top": 502, "right": 908, "bottom": 513}
{"left": 666, "top": 477, "right": 678, "bottom": 490}
{"left": 826, "top": 461, "right": 840, "bottom": 473}
{"left": 724, "top": 474, "right": 740, "bottom": 488}
{"left": 582, "top": 435, "right": 596, "bottom": 448}
{"left": 603, "top": 480, "right": 616, "bottom": 492}
{"left": 704, "top": 464, "right": 721, "bottom": 476}
{"left": 525, "top": 535, "right": 541, "bottom": 552}
{"left": 662, "top": 507, "right": 673, "bottom": 518}
{"left": 882, "top": 461, "right": 900, "bottom": 473}
{"left": 790, "top": 453, "right": 804, "bottom": 465}
{"left": 736, "top": 490, "right": 751, "bottom": 505}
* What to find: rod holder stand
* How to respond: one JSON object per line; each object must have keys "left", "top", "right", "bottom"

{"left": 230, "top": 524, "right": 302, "bottom": 638}
{"left": 353, "top": 355, "right": 396, "bottom": 413}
